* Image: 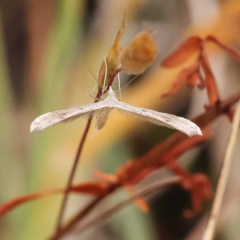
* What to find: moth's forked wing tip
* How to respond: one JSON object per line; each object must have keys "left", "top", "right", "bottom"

{"left": 30, "top": 120, "right": 42, "bottom": 132}
{"left": 30, "top": 124, "right": 34, "bottom": 132}
{"left": 188, "top": 125, "right": 202, "bottom": 137}
{"left": 30, "top": 114, "right": 49, "bottom": 132}
{"left": 29, "top": 111, "right": 62, "bottom": 133}
{"left": 197, "top": 127, "right": 203, "bottom": 136}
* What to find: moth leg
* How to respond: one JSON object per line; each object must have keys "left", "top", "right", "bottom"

{"left": 116, "top": 72, "right": 121, "bottom": 100}
{"left": 101, "top": 56, "right": 108, "bottom": 99}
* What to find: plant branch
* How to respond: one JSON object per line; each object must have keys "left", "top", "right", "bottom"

{"left": 75, "top": 177, "right": 180, "bottom": 234}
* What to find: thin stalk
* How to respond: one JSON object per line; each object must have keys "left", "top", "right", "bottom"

{"left": 202, "top": 101, "right": 240, "bottom": 240}
{"left": 54, "top": 91, "right": 102, "bottom": 235}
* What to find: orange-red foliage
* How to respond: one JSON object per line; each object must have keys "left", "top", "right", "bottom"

{"left": 161, "top": 35, "right": 240, "bottom": 106}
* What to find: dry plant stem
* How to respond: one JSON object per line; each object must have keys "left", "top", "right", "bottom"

{"left": 55, "top": 91, "right": 102, "bottom": 235}
{"left": 52, "top": 177, "right": 180, "bottom": 239}
{"left": 55, "top": 116, "right": 93, "bottom": 234}
{"left": 76, "top": 177, "right": 180, "bottom": 234}
{"left": 202, "top": 101, "right": 240, "bottom": 240}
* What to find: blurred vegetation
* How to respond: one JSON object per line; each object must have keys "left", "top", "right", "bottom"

{"left": 1, "top": 0, "right": 240, "bottom": 239}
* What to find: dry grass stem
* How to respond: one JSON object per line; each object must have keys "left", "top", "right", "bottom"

{"left": 202, "top": 101, "right": 240, "bottom": 240}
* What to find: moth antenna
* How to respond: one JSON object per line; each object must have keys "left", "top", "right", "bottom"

{"left": 119, "top": 74, "right": 140, "bottom": 90}
{"left": 89, "top": 68, "right": 98, "bottom": 84}
{"left": 86, "top": 92, "right": 96, "bottom": 99}
{"left": 90, "top": 85, "right": 98, "bottom": 93}
{"left": 142, "top": 22, "right": 158, "bottom": 36}
{"left": 89, "top": 68, "right": 99, "bottom": 93}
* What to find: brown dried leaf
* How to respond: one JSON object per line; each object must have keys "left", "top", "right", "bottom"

{"left": 206, "top": 35, "right": 240, "bottom": 61}
{"left": 119, "top": 30, "right": 157, "bottom": 74}
{"left": 98, "top": 12, "right": 126, "bottom": 90}
{"left": 161, "top": 36, "right": 202, "bottom": 67}
{"left": 201, "top": 49, "right": 220, "bottom": 106}
{"left": 162, "top": 63, "right": 200, "bottom": 97}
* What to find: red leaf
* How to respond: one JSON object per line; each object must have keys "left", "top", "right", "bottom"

{"left": 126, "top": 167, "right": 156, "bottom": 185}
{"left": 0, "top": 182, "right": 108, "bottom": 217}
{"left": 161, "top": 36, "right": 202, "bottom": 67}
{"left": 201, "top": 49, "right": 219, "bottom": 106}
{"left": 183, "top": 174, "right": 212, "bottom": 218}
{"left": 165, "top": 162, "right": 212, "bottom": 217}
{"left": 162, "top": 63, "right": 200, "bottom": 97}
{"left": 0, "top": 189, "right": 61, "bottom": 217}
{"left": 206, "top": 35, "right": 240, "bottom": 61}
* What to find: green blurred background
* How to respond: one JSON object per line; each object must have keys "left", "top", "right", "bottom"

{"left": 1, "top": 0, "right": 240, "bottom": 239}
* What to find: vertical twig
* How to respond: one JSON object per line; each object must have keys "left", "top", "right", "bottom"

{"left": 54, "top": 91, "right": 102, "bottom": 235}
{"left": 202, "top": 101, "right": 240, "bottom": 240}
{"left": 55, "top": 116, "right": 93, "bottom": 234}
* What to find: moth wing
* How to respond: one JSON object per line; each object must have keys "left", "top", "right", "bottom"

{"left": 114, "top": 102, "right": 202, "bottom": 137}
{"left": 30, "top": 102, "right": 106, "bottom": 132}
